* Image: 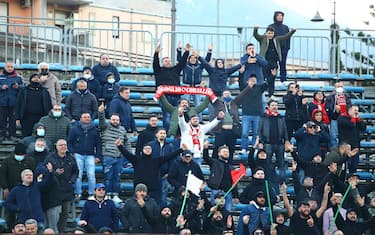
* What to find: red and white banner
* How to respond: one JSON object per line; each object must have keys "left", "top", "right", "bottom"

{"left": 154, "top": 85, "right": 217, "bottom": 102}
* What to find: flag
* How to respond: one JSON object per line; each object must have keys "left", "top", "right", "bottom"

{"left": 186, "top": 171, "right": 203, "bottom": 197}
{"left": 231, "top": 163, "right": 246, "bottom": 185}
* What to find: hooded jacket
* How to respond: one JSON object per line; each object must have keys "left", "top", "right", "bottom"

{"left": 135, "top": 124, "right": 158, "bottom": 156}
{"left": 239, "top": 53, "right": 268, "bottom": 85}
{"left": 81, "top": 197, "right": 119, "bottom": 232}
{"left": 108, "top": 93, "right": 136, "bottom": 132}
{"left": 118, "top": 145, "right": 183, "bottom": 192}
{"left": 0, "top": 155, "right": 36, "bottom": 190}
{"left": 239, "top": 178, "right": 277, "bottom": 205}
{"left": 0, "top": 70, "right": 23, "bottom": 107}
{"left": 67, "top": 121, "right": 102, "bottom": 158}
{"left": 64, "top": 89, "right": 98, "bottom": 121}
{"left": 236, "top": 201, "right": 271, "bottom": 235}
{"left": 100, "top": 73, "right": 120, "bottom": 104}
{"left": 177, "top": 49, "right": 212, "bottom": 86}
{"left": 39, "top": 111, "right": 71, "bottom": 145}
{"left": 92, "top": 62, "right": 120, "bottom": 85}
{"left": 21, "top": 122, "right": 53, "bottom": 152}
{"left": 247, "top": 148, "right": 277, "bottom": 182}
{"left": 199, "top": 57, "right": 242, "bottom": 96}
{"left": 294, "top": 126, "right": 330, "bottom": 161}
{"left": 269, "top": 11, "right": 291, "bottom": 50}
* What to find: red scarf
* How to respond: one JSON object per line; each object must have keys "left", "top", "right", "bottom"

{"left": 312, "top": 100, "right": 330, "bottom": 124}
{"left": 341, "top": 112, "right": 361, "bottom": 123}
{"left": 336, "top": 94, "right": 347, "bottom": 115}
{"left": 266, "top": 109, "right": 279, "bottom": 117}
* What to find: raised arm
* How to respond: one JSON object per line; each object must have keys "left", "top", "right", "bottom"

{"left": 153, "top": 45, "right": 161, "bottom": 73}
{"left": 116, "top": 139, "right": 137, "bottom": 164}
{"left": 253, "top": 26, "right": 263, "bottom": 42}
{"left": 175, "top": 43, "right": 191, "bottom": 72}
{"left": 315, "top": 183, "right": 330, "bottom": 218}
{"left": 281, "top": 183, "right": 294, "bottom": 217}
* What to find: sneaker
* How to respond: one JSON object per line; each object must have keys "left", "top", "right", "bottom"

{"left": 87, "top": 195, "right": 95, "bottom": 200}
{"left": 74, "top": 194, "right": 81, "bottom": 201}
{"left": 124, "top": 163, "right": 133, "bottom": 169}
{"left": 112, "top": 195, "right": 123, "bottom": 203}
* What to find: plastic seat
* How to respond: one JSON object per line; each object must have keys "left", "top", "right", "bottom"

{"left": 351, "top": 99, "right": 374, "bottom": 106}
{"left": 118, "top": 79, "right": 138, "bottom": 86}
{"left": 135, "top": 68, "right": 153, "bottom": 74}
{"left": 316, "top": 73, "right": 336, "bottom": 80}
{"left": 131, "top": 106, "right": 145, "bottom": 113}
{"left": 294, "top": 73, "right": 313, "bottom": 79}
{"left": 339, "top": 73, "right": 359, "bottom": 80}
{"left": 362, "top": 74, "right": 374, "bottom": 80}
{"left": 69, "top": 65, "right": 84, "bottom": 72}
{"left": 129, "top": 92, "right": 141, "bottom": 99}
{"left": 146, "top": 107, "right": 162, "bottom": 113}
{"left": 61, "top": 90, "right": 71, "bottom": 97}
{"left": 143, "top": 93, "right": 155, "bottom": 100}
{"left": 117, "top": 67, "right": 133, "bottom": 73}
{"left": 140, "top": 80, "right": 156, "bottom": 86}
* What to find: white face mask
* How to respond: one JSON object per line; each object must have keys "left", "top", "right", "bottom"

{"left": 37, "top": 128, "right": 45, "bottom": 137}
{"left": 35, "top": 146, "right": 45, "bottom": 152}
{"left": 83, "top": 74, "right": 93, "bottom": 80}
{"left": 336, "top": 87, "right": 344, "bottom": 94}
{"left": 53, "top": 111, "right": 62, "bottom": 117}
{"left": 107, "top": 78, "right": 115, "bottom": 84}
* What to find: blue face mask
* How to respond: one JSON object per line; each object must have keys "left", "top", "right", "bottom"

{"left": 14, "top": 155, "right": 24, "bottom": 161}
{"left": 223, "top": 97, "right": 232, "bottom": 103}
{"left": 37, "top": 129, "right": 45, "bottom": 137}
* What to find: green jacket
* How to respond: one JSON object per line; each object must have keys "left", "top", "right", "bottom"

{"left": 253, "top": 27, "right": 295, "bottom": 61}
{"left": 160, "top": 95, "right": 210, "bottom": 136}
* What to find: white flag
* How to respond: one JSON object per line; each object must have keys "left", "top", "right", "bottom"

{"left": 186, "top": 171, "right": 203, "bottom": 197}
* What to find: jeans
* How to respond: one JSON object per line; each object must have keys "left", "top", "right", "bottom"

{"left": 329, "top": 120, "right": 339, "bottom": 148}
{"left": 183, "top": 93, "right": 202, "bottom": 120}
{"left": 210, "top": 190, "right": 233, "bottom": 211}
{"left": 74, "top": 153, "right": 96, "bottom": 195}
{"left": 44, "top": 205, "right": 62, "bottom": 233}
{"left": 264, "top": 143, "right": 286, "bottom": 183}
{"left": 160, "top": 177, "right": 172, "bottom": 208}
{"left": 103, "top": 156, "right": 123, "bottom": 194}
{"left": 160, "top": 94, "right": 180, "bottom": 131}
{"left": 241, "top": 115, "right": 260, "bottom": 149}
{"left": 0, "top": 106, "right": 16, "bottom": 137}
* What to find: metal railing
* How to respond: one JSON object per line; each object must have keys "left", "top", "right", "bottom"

{"left": 0, "top": 16, "right": 374, "bottom": 76}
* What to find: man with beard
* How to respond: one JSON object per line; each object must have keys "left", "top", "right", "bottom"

{"left": 205, "top": 193, "right": 234, "bottom": 234}
{"left": 98, "top": 103, "right": 126, "bottom": 203}
{"left": 282, "top": 182, "right": 330, "bottom": 235}
{"left": 335, "top": 207, "right": 375, "bottom": 235}
{"left": 115, "top": 139, "right": 187, "bottom": 202}
{"left": 239, "top": 167, "right": 277, "bottom": 205}
{"left": 236, "top": 191, "right": 271, "bottom": 235}
{"left": 12, "top": 221, "right": 26, "bottom": 235}
{"left": 153, "top": 205, "right": 179, "bottom": 233}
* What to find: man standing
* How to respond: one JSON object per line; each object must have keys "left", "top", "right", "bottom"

{"left": 16, "top": 74, "right": 52, "bottom": 137}
{"left": 67, "top": 113, "right": 102, "bottom": 199}
{"left": 64, "top": 80, "right": 98, "bottom": 122}
{"left": 98, "top": 103, "right": 126, "bottom": 202}
{"left": 92, "top": 53, "right": 120, "bottom": 85}
{"left": 39, "top": 104, "right": 71, "bottom": 145}
{"left": 78, "top": 183, "right": 119, "bottom": 232}
{"left": 135, "top": 115, "right": 159, "bottom": 156}
{"left": 0, "top": 61, "right": 23, "bottom": 141}
{"left": 239, "top": 43, "right": 268, "bottom": 87}
{"left": 178, "top": 108, "right": 223, "bottom": 165}
{"left": 5, "top": 164, "right": 53, "bottom": 227}
{"left": 44, "top": 139, "right": 78, "bottom": 233}
{"left": 38, "top": 62, "right": 62, "bottom": 106}
{"left": 258, "top": 100, "right": 292, "bottom": 184}
{"left": 153, "top": 43, "right": 190, "bottom": 130}
{"left": 109, "top": 86, "right": 137, "bottom": 149}
{"left": 120, "top": 183, "right": 159, "bottom": 233}
{"left": 269, "top": 11, "right": 291, "bottom": 82}
{"left": 72, "top": 66, "right": 101, "bottom": 99}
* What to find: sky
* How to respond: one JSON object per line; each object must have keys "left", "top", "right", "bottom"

{"left": 176, "top": 0, "right": 374, "bottom": 31}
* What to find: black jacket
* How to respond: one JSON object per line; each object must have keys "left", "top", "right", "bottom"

{"left": 121, "top": 196, "right": 159, "bottom": 233}
{"left": 64, "top": 89, "right": 98, "bottom": 121}
{"left": 15, "top": 85, "right": 52, "bottom": 120}
{"left": 283, "top": 93, "right": 303, "bottom": 121}
{"left": 247, "top": 148, "right": 277, "bottom": 182}
{"left": 0, "top": 156, "right": 36, "bottom": 190}
{"left": 258, "top": 113, "right": 289, "bottom": 144}
{"left": 239, "top": 178, "right": 277, "bottom": 205}
{"left": 167, "top": 158, "right": 204, "bottom": 193}
{"left": 338, "top": 114, "right": 366, "bottom": 148}
{"left": 135, "top": 124, "right": 158, "bottom": 156}
{"left": 44, "top": 152, "right": 79, "bottom": 201}
{"left": 153, "top": 50, "right": 189, "bottom": 87}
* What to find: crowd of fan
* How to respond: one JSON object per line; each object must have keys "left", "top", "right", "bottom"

{"left": 0, "top": 10, "right": 374, "bottom": 235}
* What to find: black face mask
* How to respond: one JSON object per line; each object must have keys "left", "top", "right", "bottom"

{"left": 30, "top": 81, "right": 40, "bottom": 87}
{"left": 79, "top": 89, "right": 87, "bottom": 94}
{"left": 40, "top": 69, "right": 49, "bottom": 75}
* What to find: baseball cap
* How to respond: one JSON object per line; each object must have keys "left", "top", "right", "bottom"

{"left": 306, "top": 121, "right": 317, "bottom": 128}
{"left": 95, "top": 183, "right": 106, "bottom": 190}
{"left": 255, "top": 191, "right": 265, "bottom": 197}
{"left": 182, "top": 150, "right": 192, "bottom": 157}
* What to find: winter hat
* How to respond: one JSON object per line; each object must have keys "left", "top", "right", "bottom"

{"left": 29, "top": 73, "right": 39, "bottom": 83}
{"left": 98, "top": 227, "right": 113, "bottom": 233}
{"left": 82, "top": 66, "right": 92, "bottom": 73}
{"left": 253, "top": 167, "right": 265, "bottom": 175}
{"left": 135, "top": 183, "right": 148, "bottom": 193}
{"left": 14, "top": 143, "right": 27, "bottom": 155}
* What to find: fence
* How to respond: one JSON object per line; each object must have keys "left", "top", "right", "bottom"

{"left": 0, "top": 17, "right": 374, "bottom": 76}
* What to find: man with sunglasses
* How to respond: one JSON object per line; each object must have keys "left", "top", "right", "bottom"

{"left": 78, "top": 183, "right": 119, "bottom": 233}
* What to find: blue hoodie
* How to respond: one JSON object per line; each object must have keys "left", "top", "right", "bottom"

{"left": 108, "top": 93, "right": 136, "bottom": 132}
{"left": 199, "top": 57, "right": 242, "bottom": 96}
{"left": 269, "top": 11, "right": 291, "bottom": 50}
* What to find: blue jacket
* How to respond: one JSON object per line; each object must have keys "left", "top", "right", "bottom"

{"left": 92, "top": 63, "right": 120, "bottom": 85}
{"left": 240, "top": 54, "right": 268, "bottom": 85}
{"left": 199, "top": 57, "right": 242, "bottom": 96}
{"left": 100, "top": 82, "right": 120, "bottom": 104}
{"left": 167, "top": 158, "right": 204, "bottom": 192}
{"left": 177, "top": 49, "right": 212, "bottom": 86}
{"left": 236, "top": 203, "right": 271, "bottom": 235}
{"left": 269, "top": 11, "right": 291, "bottom": 50}
{"left": 294, "top": 127, "right": 330, "bottom": 161}
{"left": 149, "top": 139, "right": 175, "bottom": 177}
{"left": 0, "top": 71, "right": 23, "bottom": 107}
{"left": 67, "top": 122, "right": 102, "bottom": 158}
{"left": 4, "top": 171, "right": 53, "bottom": 223}
{"left": 80, "top": 198, "right": 119, "bottom": 232}
{"left": 109, "top": 94, "right": 136, "bottom": 132}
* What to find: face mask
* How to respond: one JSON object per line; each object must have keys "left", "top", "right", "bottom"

{"left": 53, "top": 111, "right": 62, "bottom": 117}
{"left": 79, "top": 89, "right": 87, "bottom": 94}
{"left": 35, "top": 146, "right": 45, "bottom": 152}
{"left": 14, "top": 155, "right": 24, "bottom": 161}
{"left": 30, "top": 81, "right": 40, "bottom": 87}
{"left": 107, "top": 78, "right": 115, "bottom": 84}
{"left": 223, "top": 97, "right": 232, "bottom": 103}
{"left": 40, "top": 69, "right": 49, "bottom": 75}
{"left": 83, "top": 74, "right": 92, "bottom": 79}
{"left": 336, "top": 87, "right": 344, "bottom": 94}
{"left": 37, "top": 128, "right": 45, "bottom": 136}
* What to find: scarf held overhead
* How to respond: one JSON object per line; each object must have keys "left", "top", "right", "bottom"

{"left": 154, "top": 85, "right": 217, "bottom": 102}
